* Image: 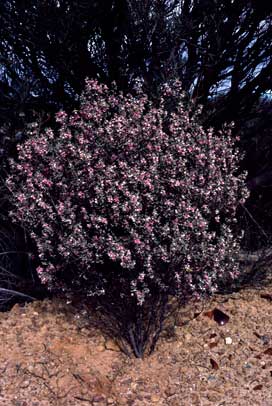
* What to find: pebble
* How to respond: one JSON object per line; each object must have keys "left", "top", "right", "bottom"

{"left": 105, "top": 339, "right": 120, "bottom": 352}
{"left": 151, "top": 394, "right": 161, "bottom": 402}
{"left": 20, "top": 380, "right": 30, "bottom": 388}
{"left": 92, "top": 395, "right": 107, "bottom": 404}
{"left": 225, "top": 337, "right": 232, "bottom": 345}
{"left": 96, "top": 344, "right": 105, "bottom": 352}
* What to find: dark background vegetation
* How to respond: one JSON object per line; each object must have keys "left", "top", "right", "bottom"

{"left": 0, "top": 0, "right": 271, "bottom": 304}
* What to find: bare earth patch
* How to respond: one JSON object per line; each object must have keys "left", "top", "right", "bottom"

{"left": 1, "top": 277, "right": 272, "bottom": 405}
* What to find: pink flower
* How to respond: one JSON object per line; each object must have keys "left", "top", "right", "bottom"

{"left": 108, "top": 251, "right": 117, "bottom": 261}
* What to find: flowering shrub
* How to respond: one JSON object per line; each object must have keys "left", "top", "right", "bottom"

{"left": 7, "top": 79, "right": 249, "bottom": 297}
{"left": 6, "top": 79, "right": 248, "bottom": 354}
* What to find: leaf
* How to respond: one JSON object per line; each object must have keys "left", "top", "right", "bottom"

{"left": 204, "top": 310, "right": 214, "bottom": 319}
{"left": 254, "top": 332, "right": 270, "bottom": 345}
{"left": 253, "top": 384, "right": 263, "bottom": 391}
{"left": 210, "top": 358, "right": 219, "bottom": 370}
{"left": 260, "top": 293, "right": 272, "bottom": 301}
{"left": 204, "top": 308, "right": 230, "bottom": 325}
{"left": 213, "top": 309, "right": 230, "bottom": 325}
{"left": 264, "top": 348, "right": 272, "bottom": 356}
{"left": 213, "top": 308, "right": 230, "bottom": 325}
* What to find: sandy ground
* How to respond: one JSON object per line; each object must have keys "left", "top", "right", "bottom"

{"left": 1, "top": 265, "right": 272, "bottom": 405}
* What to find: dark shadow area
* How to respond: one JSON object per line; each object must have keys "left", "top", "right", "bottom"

{"left": 217, "top": 249, "right": 272, "bottom": 296}
{"left": 0, "top": 223, "right": 50, "bottom": 311}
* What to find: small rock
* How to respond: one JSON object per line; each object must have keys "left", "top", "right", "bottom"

{"left": 20, "top": 380, "right": 30, "bottom": 388}
{"left": 225, "top": 337, "right": 232, "bottom": 345}
{"left": 105, "top": 339, "right": 120, "bottom": 352}
{"left": 151, "top": 394, "right": 161, "bottom": 402}
{"left": 131, "top": 382, "right": 138, "bottom": 390}
{"left": 97, "top": 344, "right": 106, "bottom": 352}
{"left": 80, "top": 327, "right": 89, "bottom": 334}
{"left": 92, "top": 395, "right": 107, "bottom": 405}
{"left": 121, "top": 378, "right": 132, "bottom": 385}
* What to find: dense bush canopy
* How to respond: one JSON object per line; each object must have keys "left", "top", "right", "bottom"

{"left": 7, "top": 80, "right": 248, "bottom": 307}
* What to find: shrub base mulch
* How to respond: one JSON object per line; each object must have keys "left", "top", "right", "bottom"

{"left": 1, "top": 269, "right": 272, "bottom": 405}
